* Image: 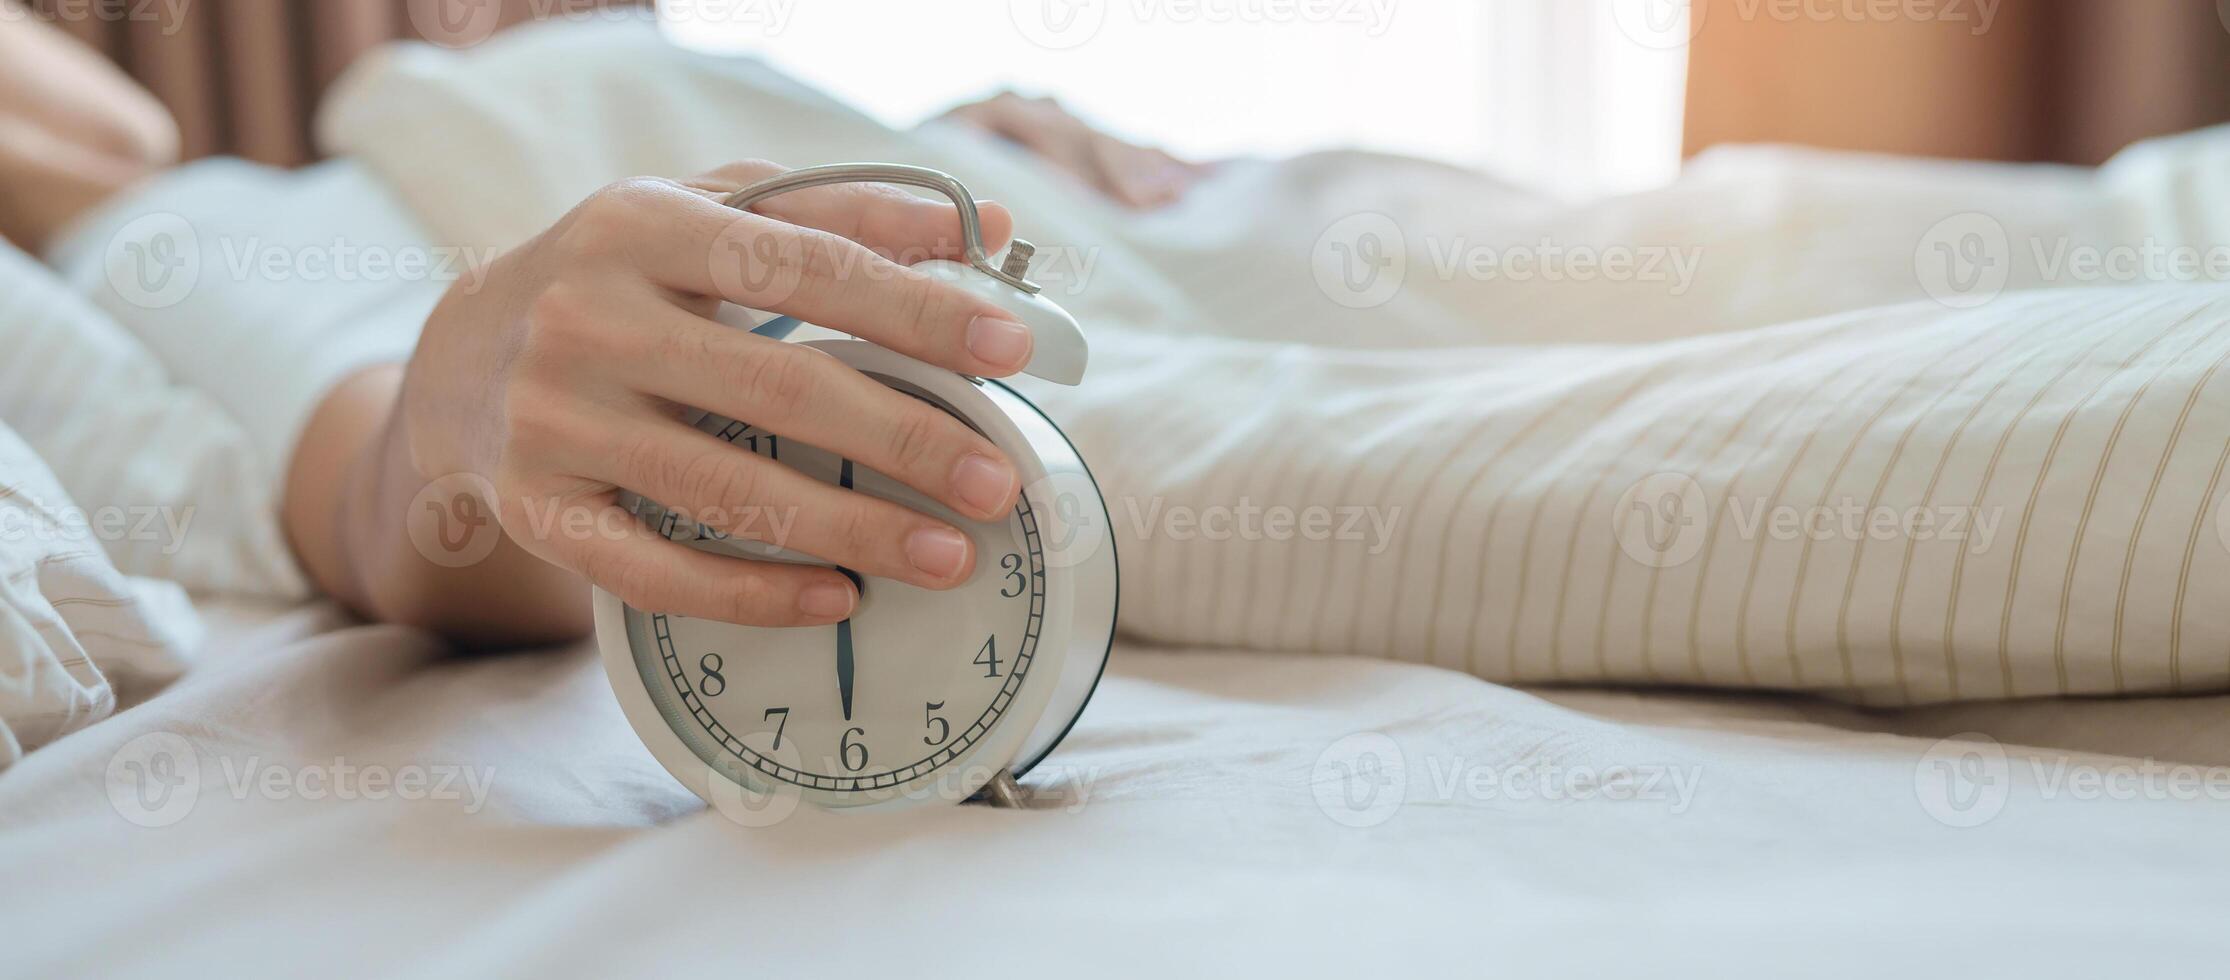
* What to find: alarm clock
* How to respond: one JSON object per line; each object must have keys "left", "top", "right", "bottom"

{"left": 594, "top": 164, "right": 1117, "bottom": 815}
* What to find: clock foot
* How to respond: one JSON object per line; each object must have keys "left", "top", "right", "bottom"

{"left": 975, "top": 769, "right": 1026, "bottom": 808}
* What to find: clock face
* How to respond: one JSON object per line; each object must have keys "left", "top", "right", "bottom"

{"left": 621, "top": 400, "right": 1047, "bottom": 800}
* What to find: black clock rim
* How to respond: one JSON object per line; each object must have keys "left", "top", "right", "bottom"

{"left": 992, "top": 378, "right": 1118, "bottom": 781}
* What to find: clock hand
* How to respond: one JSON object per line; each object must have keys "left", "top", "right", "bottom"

{"left": 836, "top": 459, "right": 859, "bottom": 722}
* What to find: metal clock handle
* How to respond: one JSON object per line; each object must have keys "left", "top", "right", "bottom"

{"left": 720, "top": 163, "right": 1043, "bottom": 295}
{"left": 726, "top": 165, "right": 1046, "bottom": 808}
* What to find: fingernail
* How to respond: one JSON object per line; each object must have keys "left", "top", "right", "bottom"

{"left": 905, "top": 526, "right": 972, "bottom": 581}
{"left": 950, "top": 453, "right": 1017, "bottom": 516}
{"left": 799, "top": 582, "right": 856, "bottom": 619}
{"left": 966, "top": 316, "right": 1033, "bottom": 371}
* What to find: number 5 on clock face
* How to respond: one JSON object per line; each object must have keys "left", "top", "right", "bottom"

{"left": 622, "top": 411, "right": 1051, "bottom": 797}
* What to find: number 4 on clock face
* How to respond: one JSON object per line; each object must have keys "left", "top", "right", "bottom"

{"left": 621, "top": 432, "right": 1051, "bottom": 795}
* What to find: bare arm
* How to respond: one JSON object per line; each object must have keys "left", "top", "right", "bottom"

{"left": 0, "top": 5, "right": 176, "bottom": 250}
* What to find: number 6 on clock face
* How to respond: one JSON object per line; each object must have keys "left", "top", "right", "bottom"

{"left": 595, "top": 339, "right": 1116, "bottom": 813}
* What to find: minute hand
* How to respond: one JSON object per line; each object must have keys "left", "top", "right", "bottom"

{"left": 836, "top": 459, "right": 859, "bottom": 722}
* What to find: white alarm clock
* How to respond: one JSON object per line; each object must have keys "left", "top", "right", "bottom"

{"left": 594, "top": 164, "right": 1117, "bottom": 815}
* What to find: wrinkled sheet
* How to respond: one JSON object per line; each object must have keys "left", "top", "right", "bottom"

{"left": 3, "top": 601, "right": 2229, "bottom": 977}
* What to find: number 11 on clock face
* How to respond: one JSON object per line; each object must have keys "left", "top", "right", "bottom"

{"left": 626, "top": 422, "right": 1049, "bottom": 794}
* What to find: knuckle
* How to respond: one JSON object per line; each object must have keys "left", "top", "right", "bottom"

{"left": 584, "top": 545, "right": 662, "bottom": 610}
{"left": 718, "top": 158, "right": 786, "bottom": 185}
{"left": 500, "top": 386, "right": 568, "bottom": 455}
{"left": 723, "top": 568, "right": 789, "bottom": 624}
{"left": 523, "top": 282, "right": 597, "bottom": 349}
{"left": 821, "top": 503, "right": 886, "bottom": 566}
{"left": 735, "top": 345, "right": 822, "bottom": 416}
{"left": 561, "top": 178, "right": 664, "bottom": 252}
{"left": 886, "top": 270, "right": 937, "bottom": 337}
{"left": 883, "top": 402, "right": 951, "bottom": 475}
{"left": 789, "top": 227, "right": 853, "bottom": 286}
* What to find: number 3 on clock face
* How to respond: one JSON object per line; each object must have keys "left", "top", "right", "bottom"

{"left": 596, "top": 341, "right": 1112, "bottom": 813}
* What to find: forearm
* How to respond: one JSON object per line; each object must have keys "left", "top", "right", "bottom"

{"left": 0, "top": 117, "right": 147, "bottom": 252}
{"left": 283, "top": 365, "right": 594, "bottom": 648}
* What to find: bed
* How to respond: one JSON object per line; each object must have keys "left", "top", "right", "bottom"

{"left": 5, "top": 19, "right": 2230, "bottom": 976}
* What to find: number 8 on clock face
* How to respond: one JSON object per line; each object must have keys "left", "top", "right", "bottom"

{"left": 596, "top": 340, "right": 1117, "bottom": 813}
{"left": 594, "top": 163, "right": 1116, "bottom": 815}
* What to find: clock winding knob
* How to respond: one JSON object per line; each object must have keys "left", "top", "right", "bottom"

{"left": 1000, "top": 239, "right": 1037, "bottom": 281}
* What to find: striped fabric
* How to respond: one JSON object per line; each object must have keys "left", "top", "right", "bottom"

{"left": 1046, "top": 286, "right": 2230, "bottom": 703}
{"left": 0, "top": 417, "right": 198, "bottom": 768}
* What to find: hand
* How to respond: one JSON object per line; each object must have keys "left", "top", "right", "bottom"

{"left": 398, "top": 160, "right": 1031, "bottom": 629}
{"left": 939, "top": 92, "right": 1210, "bottom": 209}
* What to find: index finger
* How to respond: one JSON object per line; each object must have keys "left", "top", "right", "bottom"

{"left": 584, "top": 178, "right": 1037, "bottom": 378}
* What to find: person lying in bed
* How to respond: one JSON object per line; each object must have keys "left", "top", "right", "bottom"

{"left": 8, "top": 12, "right": 2228, "bottom": 708}
{"left": 0, "top": 10, "right": 1203, "bottom": 646}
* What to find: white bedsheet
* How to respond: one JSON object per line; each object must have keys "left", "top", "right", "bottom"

{"left": 4, "top": 601, "right": 2229, "bottom": 977}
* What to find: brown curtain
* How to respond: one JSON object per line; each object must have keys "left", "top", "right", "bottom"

{"left": 1684, "top": 0, "right": 2230, "bottom": 165}
{"left": 31, "top": 0, "right": 643, "bottom": 166}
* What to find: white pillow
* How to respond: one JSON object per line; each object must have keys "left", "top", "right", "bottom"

{"left": 0, "top": 418, "right": 198, "bottom": 768}
{"left": 0, "top": 233, "right": 306, "bottom": 599}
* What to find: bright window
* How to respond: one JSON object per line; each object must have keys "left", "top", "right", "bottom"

{"left": 662, "top": 0, "right": 1686, "bottom": 198}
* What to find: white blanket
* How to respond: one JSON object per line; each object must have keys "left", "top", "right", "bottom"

{"left": 319, "top": 20, "right": 2230, "bottom": 702}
